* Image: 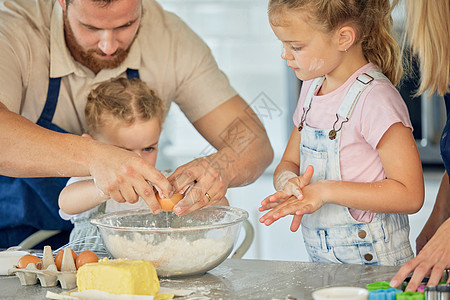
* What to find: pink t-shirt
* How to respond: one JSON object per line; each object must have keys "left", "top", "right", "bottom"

{"left": 293, "top": 63, "right": 412, "bottom": 222}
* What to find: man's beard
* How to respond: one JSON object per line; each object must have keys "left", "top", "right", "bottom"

{"left": 63, "top": 13, "right": 136, "bottom": 74}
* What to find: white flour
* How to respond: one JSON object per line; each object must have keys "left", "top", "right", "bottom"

{"left": 104, "top": 232, "right": 231, "bottom": 276}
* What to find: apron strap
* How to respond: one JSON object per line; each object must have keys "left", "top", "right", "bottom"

{"left": 37, "top": 77, "right": 62, "bottom": 127}
{"left": 37, "top": 68, "right": 140, "bottom": 128}
{"left": 126, "top": 68, "right": 140, "bottom": 79}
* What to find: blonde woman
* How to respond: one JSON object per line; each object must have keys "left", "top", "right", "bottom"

{"left": 390, "top": 0, "right": 450, "bottom": 291}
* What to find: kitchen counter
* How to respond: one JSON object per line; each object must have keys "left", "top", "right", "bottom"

{"left": 0, "top": 258, "right": 400, "bottom": 299}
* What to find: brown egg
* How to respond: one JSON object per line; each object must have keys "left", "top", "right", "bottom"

{"left": 17, "top": 254, "right": 42, "bottom": 269}
{"left": 76, "top": 250, "right": 99, "bottom": 269}
{"left": 156, "top": 192, "right": 183, "bottom": 211}
{"left": 55, "top": 248, "right": 77, "bottom": 271}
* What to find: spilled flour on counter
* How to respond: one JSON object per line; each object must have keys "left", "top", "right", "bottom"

{"left": 104, "top": 233, "right": 231, "bottom": 275}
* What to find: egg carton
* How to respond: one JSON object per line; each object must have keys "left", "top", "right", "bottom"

{"left": 8, "top": 245, "right": 77, "bottom": 289}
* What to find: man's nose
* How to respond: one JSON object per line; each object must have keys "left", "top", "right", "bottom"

{"left": 98, "top": 30, "right": 119, "bottom": 56}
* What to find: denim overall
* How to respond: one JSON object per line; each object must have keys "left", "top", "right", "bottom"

{"left": 69, "top": 202, "right": 107, "bottom": 253}
{"left": 299, "top": 71, "right": 414, "bottom": 266}
{"left": 0, "top": 69, "right": 140, "bottom": 249}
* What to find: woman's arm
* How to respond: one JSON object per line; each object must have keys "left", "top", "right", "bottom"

{"left": 416, "top": 172, "right": 450, "bottom": 253}
{"left": 59, "top": 179, "right": 110, "bottom": 215}
{"left": 390, "top": 172, "right": 450, "bottom": 291}
{"left": 390, "top": 217, "right": 450, "bottom": 291}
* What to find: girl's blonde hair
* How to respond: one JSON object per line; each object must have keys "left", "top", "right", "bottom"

{"left": 399, "top": 0, "right": 449, "bottom": 97}
{"left": 268, "top": 0, "right": 402, "bottom": 84}
{"left": 85, "top": 77, "right": 165, "bottom": 135}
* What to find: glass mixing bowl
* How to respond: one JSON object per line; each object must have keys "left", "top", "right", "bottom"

{"left": 91, "top": 206, "right": 249, "bottom": 277}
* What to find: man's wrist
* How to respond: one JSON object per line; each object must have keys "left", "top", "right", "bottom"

{"left": 205, "top": 150, "right": 234, "bottom": 188}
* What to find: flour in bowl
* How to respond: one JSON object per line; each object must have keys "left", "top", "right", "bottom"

{"left": 104, "top": 232, "right": 233, "bottom": 276}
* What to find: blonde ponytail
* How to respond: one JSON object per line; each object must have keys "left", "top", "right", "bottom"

{"left": 361, "top": 0, "right": 402, "bottom": 85}
{"left": 402, "top": 0, "right": 449, "bottom": 97}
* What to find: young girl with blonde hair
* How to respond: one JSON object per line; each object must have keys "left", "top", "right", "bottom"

{"left": 259, "top": 0, "right": 424, "bottom": 266}
{"left": 59, "top": 77, "right": 166, "bottom": 251}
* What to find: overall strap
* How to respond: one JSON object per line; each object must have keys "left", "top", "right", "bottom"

{"left": 303, "top": 76, "right": 325, "bottom": 109}
{"left": 97, "top": 202, "right": 107, "bottom": 214}
{"left": 336, "top": 70, "right": 389, "bottom": 119}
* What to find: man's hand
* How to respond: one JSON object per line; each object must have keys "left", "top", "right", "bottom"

{"left": 168, "top": 156, "right": 227, "bottom": 215}
{"left": 0, "top": 104, "right": 173, "bottom": 214}
{"left": 89, "top": 141, "right": 173, "bottom": 214}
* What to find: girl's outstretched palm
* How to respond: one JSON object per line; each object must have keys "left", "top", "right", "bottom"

{"left": 259, "top": 166, "right": 314, "bottom": 232}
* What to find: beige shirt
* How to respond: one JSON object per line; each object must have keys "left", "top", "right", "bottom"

{"left": 0, "top": 0, "right": 236, "bottom": 134}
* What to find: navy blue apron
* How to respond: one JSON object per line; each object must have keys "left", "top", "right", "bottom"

{"left": 0, "top": 69, "right": 140, "bottom": 248}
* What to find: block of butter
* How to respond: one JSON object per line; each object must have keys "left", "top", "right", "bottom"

{"left": 77, "top": 258, "right": 160, "bottom": 296}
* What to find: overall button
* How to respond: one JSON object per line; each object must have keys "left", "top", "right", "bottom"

{"left": 364, "top": 254, "right": 373, "bottom": 261}
{"left": 358, "top": 230, "right": 367, "bottom": 239}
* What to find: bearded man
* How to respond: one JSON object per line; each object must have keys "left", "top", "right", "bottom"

{"left": 0, "top": 0, "right": 273, "bottom": 248}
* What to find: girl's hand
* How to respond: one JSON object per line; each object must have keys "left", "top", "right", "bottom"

{"left": 259, "top": 166, "right": 315, "bottom": 231}
{"left": 259, "top": 194, "right": 304, "bottom": 232}
{"left": 259, "top": 183, "right": 324, "bottom": 230}
{"left": 281, "top": 177, "right": 304, "bottom": 199}
{"left": 260, "top": 166, "right": 314, "bottom": 211}
{"left": 274, "top": 170, "right": 301, "bottom": 198}
{"left": 259, "top": 190, "right": 294, "bottom": 212}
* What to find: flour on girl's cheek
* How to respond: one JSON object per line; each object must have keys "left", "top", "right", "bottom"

{"left": 308, "top": 57, "right": 324, "bottom": 71}
{"left": 290, "top": 50, "right": 324, "bottom": 72}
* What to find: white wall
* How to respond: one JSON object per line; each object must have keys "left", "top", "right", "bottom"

{"left": 156, "top": 0, "right": 290, "bottom": 169}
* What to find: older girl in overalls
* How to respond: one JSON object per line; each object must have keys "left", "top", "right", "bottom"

{"left": 259, "top": 0, "right": 424, "bottom": 266}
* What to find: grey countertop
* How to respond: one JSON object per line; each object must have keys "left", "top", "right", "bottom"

{"left": 0, "top": 258, "right": 400, "bottom": 299}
